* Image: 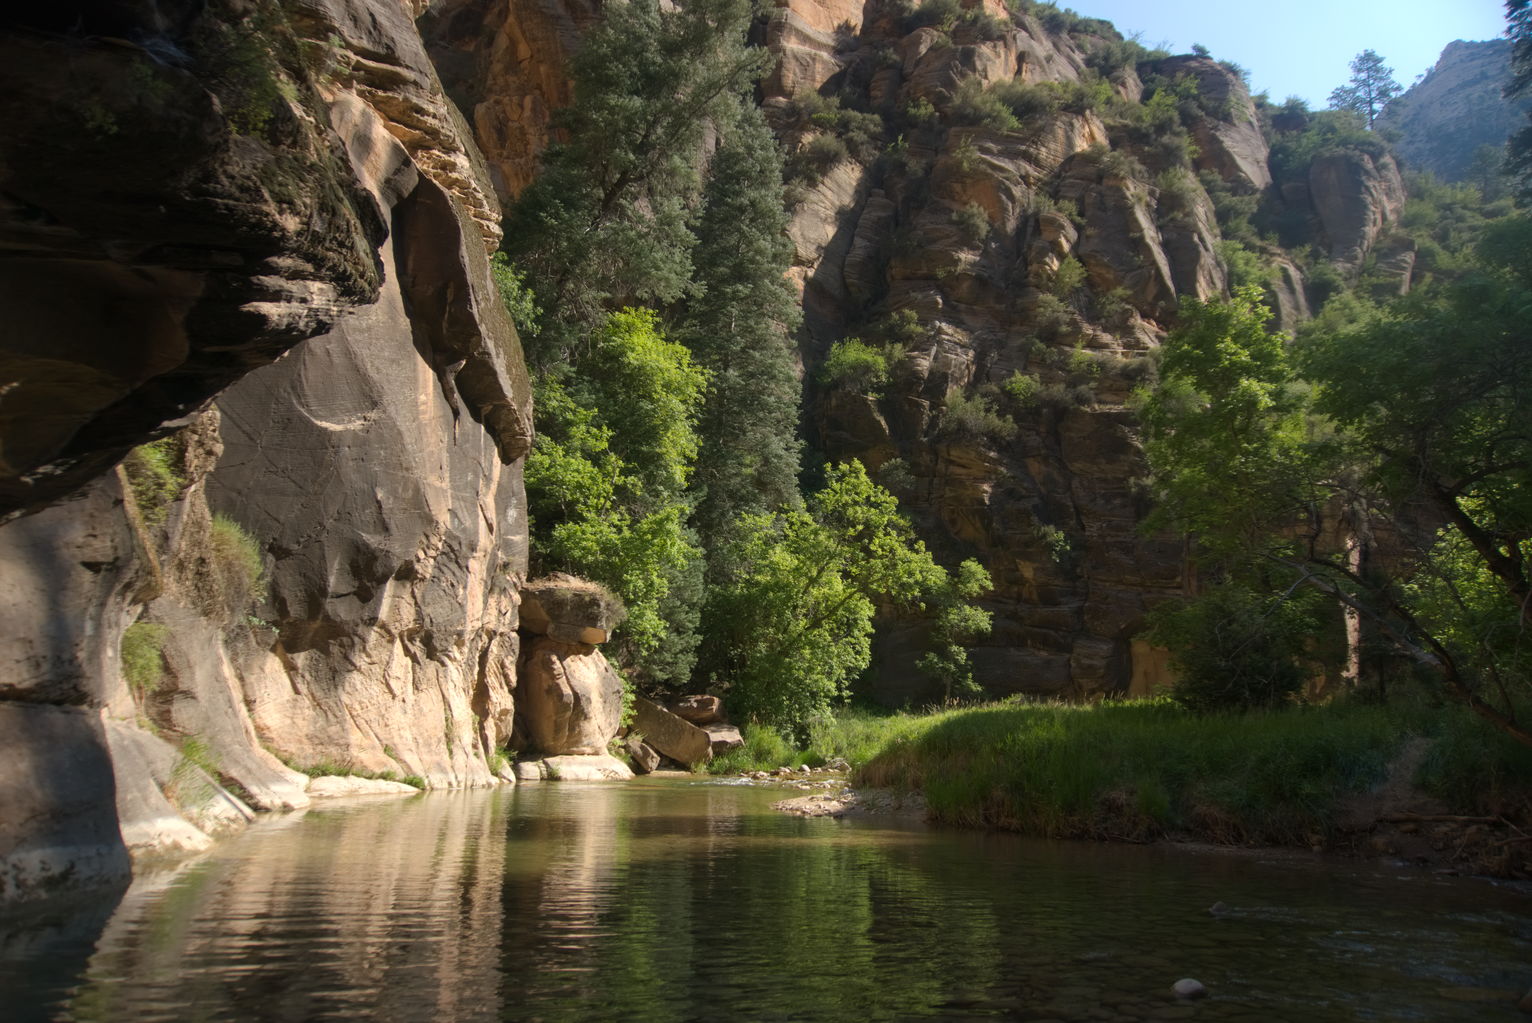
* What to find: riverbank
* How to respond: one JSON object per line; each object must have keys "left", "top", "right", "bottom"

{"left": 714, "top": 698, "right": 1532, "bottom": 876}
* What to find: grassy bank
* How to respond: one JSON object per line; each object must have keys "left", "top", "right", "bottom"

{"left": 716, "top": 698, "right": 1532, "bottom": 848}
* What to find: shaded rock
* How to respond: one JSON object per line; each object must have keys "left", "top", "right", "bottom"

{"left": 520, "top": 574, "right": 625, "bottom": 645}
{"left": 633, "top": 698, "right": 713, "bottom": 766}
{"left": 1147, "top": 56, "right": 1271, "bottom": 194}
{"left": 519, "top": 639, "right": 624, "bottom": 756}
{"left": 105, "top": 720, "right": 253, "bottom": 859}
{"left": 1268, "top": 258, "right": 1311, "bottom": 333}
{"left": 703, "top": 723, "right": 745, "bottom": 756}
{"left": 670, "top": 695, "right": 724, "bottom": 725}
{"left": 1369, "top": 237, "right": 1417, "bottom": 299}
{"left": 542, "top": 754, "right": 634, "bottom": 781}
{"left": 1309, "top": 150, "right": 1406, "bottom": 269}
{"left": 514, "top": 761, "right": 546, "bottom": 782}
{"left": 0, "top": 703, "right": 130, "bottom": 904}
{"left": 306, "top": 776, "right": 421, "bottom": 798}
{"left": 762, "top": 0, "right": 865, "bottom": 100}
{"left": 1172, "top": 978, "right": 1208, "bottom": 1000}
{"left": 624, "top": 736, "right": 660, "bottom": 775}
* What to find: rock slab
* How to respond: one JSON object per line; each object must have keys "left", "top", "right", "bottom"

{"left": 633, "top": 698, "right": 713, "bottom": 766}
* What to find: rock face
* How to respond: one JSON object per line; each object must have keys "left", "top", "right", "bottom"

{"left": 1381, "top": 39, "right": 1531, "bottom": 184}
{"left": 0, "top": 0, "right": 530, "bottom": 902}
{"left": 1308, "top": 150, "right": 1407, "bottom": 270}
{"left": 519, "top": 641, "right": 624, "bottom": 756}
{"left": 521, "top": 575, "right": 626, "bottom": 645}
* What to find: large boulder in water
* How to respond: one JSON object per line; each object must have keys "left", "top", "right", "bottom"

{"left": 633, "top": 698, "right": 712, "bottom": 766}
{"left": 519, "top": 639, "right": 623, "bottom": 756}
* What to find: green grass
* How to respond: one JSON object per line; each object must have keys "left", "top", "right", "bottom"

{"left": 853, "top": 698, "right": 1416, "bottom": 845}
{"left": 121, "top": 621, "right": 170, "bottom": 696}
{"left": 708, "top": 710, "right": 939, "bottom": 774}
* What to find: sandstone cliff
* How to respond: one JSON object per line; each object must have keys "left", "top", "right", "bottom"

{"left": 0, "top": 0, "right": 529, "bottom": 903}
{"left": 1380, "top": 38, "right": 1530, "bottom": 184}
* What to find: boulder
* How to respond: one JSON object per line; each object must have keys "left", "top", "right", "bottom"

{"left": 519, "top": 574, "right": 626, "bottom": 645}
{"left": 624, "top": 736, "right": 661, "bottom": 774}
{"left": 1309, "top": 150, "right": 1406, "bottom": 270}
{"left": 633, "top": 698, "right": 713, "bottom": 766}
{"left": 703, "top": 723, "right": 745, "bottom": 756}
{"left": 542, "top": 754, "right": 634, "bottom": 781}
{"left": 519, "top": 639, "right": 624, "bottom": 756}
{"left": 670, "top": 695, "right": 724, "bottom": 725}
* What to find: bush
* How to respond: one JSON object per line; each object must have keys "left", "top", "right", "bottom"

{"left": 820, "top": 338, "right": 895, "bottom": 393}
{"left": 949, "top": 79, "right": 1019, "bottom": 132}
{"left": 952, "top": 201, "right": 991, "bottom": 243}
{"left": 938, "top": 391, "right": 1018, "bottom": 442}
{"left": 1147, "top": 583, "right": 1320, "bottom": 713}
{"left": 1002, "top": 371, "right": 1039, "bottom": 407}
{"left": 1051, "top": 255, "right": 1087, "bottom": 296}
{"left": 121, "top": 621, "right": 170, "bottom": 696}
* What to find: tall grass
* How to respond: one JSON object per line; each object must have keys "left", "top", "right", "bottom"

{"left": 855, "top": 699, "right": 1409, "bottom": 845}
{"left": 708, "top": 710, "right": 936, "bottom": 774}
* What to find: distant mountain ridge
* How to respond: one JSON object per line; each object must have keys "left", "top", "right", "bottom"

{"left": 1381, "top": 38, "right": 1531, "bottom": 182}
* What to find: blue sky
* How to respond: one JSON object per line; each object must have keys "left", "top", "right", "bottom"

{"left": 1072, "top": 0, "right": 1510, "bottom": 107}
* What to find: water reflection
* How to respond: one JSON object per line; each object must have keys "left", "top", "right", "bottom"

{"left": 5, "top": 780, "right": 1531, "bottom": 1021}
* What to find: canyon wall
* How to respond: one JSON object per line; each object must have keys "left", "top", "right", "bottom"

{"left": 0, "top": 0, "right": 529, "bottom": 903}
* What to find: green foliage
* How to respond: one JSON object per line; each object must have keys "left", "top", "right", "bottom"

{"left": 917, "top": 559, "right": 993, "bottom": 704}
{"left": 489, "top": 252, "right": 540, "bottom": 336}
{"left": 699, "top": 462, "right": 951, "bottom": 739}
{"left": 937, "top": 391, "right": 1017, "bottom": 443}
{"left": 501, "top": 0, "right": 771, "bottom": 362}
{"left": 527, "top": 310, "right": 708, "bottom": 683}
{"left": 121, "top": 622, "right": 170, "bottom": 696}
{"left": 1218, "top": 240, "right": 1275, "bottom": 289}
{"left": 1147, "top": 583, "right": 1319, "bottom": 712}
{"left": 951, "top": 201, "right": 990, "bottom": 243}
{"left": 1268, "top": 109, "right": 1388, "bottom": 186}
{"left": 122, "top": 438, "right": 184, "bottom": 526}
{"left": 208, "top": 515, "right": 266, "bottom": 620}
{"left": 1002, "top": 371, "right": 1039, "bottom": 407}
{"left": 820, "top": 338, "right": 895, "bottom": 394}
{"left": 1140, "top": 286, "right": 1310, "bottom": 562}
{"left": 674, "top": 102, "right": 804, "bottom": 569}
{"left": 1050, "top": 255, "right": 1086, "bottom": 296}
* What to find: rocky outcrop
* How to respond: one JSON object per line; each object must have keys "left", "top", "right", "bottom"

{"left": 1148, "top": 56, "right": 1271, "bottom": 194}
{"left": 519, "top": 641, "right": 624, "bottom": 756}
{"left": 521, "top": 575, "right": 626, "bottom": 645}
{"left": 1309, "top": 150, "right": 1407, "bottom": 270}
{"left": 0, "top": 0, "right": 530, "bottom": 902}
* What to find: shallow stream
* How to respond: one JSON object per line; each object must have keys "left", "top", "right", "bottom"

{"left": 5, "top": 778, "right": 1531, "bottom": 1021}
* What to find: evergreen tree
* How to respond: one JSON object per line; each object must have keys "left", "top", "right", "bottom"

{"left": 502, "top": 0, "right": 770, "bottom": 366}
{"left": 1328, "top": 49, "right": 1401, "bottom": 129}
{"left": 1506, "top": 0, "right": 1532, "bottom": 200}
{"left": 675, "top": 101, "right": 805, "bottom": 569}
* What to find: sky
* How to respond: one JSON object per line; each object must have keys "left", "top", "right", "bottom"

{"left": 1073, "top": 0, "right": 1510, "bottom": 107}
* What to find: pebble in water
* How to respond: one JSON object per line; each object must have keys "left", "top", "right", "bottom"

{"left": 1172, "top": 978, "right": 1209, "bottom": 1000}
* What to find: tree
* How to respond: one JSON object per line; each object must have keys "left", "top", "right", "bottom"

{"left": 525, "top": 309, "right": 708, "bottom": 683}
{"left": 1328, "top": 50, "right": 1401, "bottom": 129}
{"left": 1142, "top": 249, "right": 1532, "bottom": 743}
{"left": 1506, "top": 0, "right": 1532, "bottom": 200}
{"left": 673, "top": 100, "right": 804, "bottom": 568}
{"left": 699, "top": 462, "right": 956, "bottom": 739}
{"left": 501, "top": 0, "right": 771, "bottom": 365}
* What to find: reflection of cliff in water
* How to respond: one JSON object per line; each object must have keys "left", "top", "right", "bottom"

{"left": 68, "top": 794, "right": 508, "bottom": 1021}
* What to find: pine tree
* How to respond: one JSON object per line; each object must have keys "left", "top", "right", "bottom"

{"left": 675, "top": 101, "right": 805, "bottom": 571}
{"left": 502, "top": 0, "right": 771, "bottom": 366}
{"left": 1327, "top": 49, "right": 1401, "bottom": 129}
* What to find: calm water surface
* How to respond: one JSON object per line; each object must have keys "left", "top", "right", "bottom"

{"left": 4, "top": 778, "right": 1531, "bottom": 1021}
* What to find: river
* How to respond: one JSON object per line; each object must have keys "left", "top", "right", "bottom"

{"left": 4, "top": 778, "right": 1530, "bottom": 1021}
